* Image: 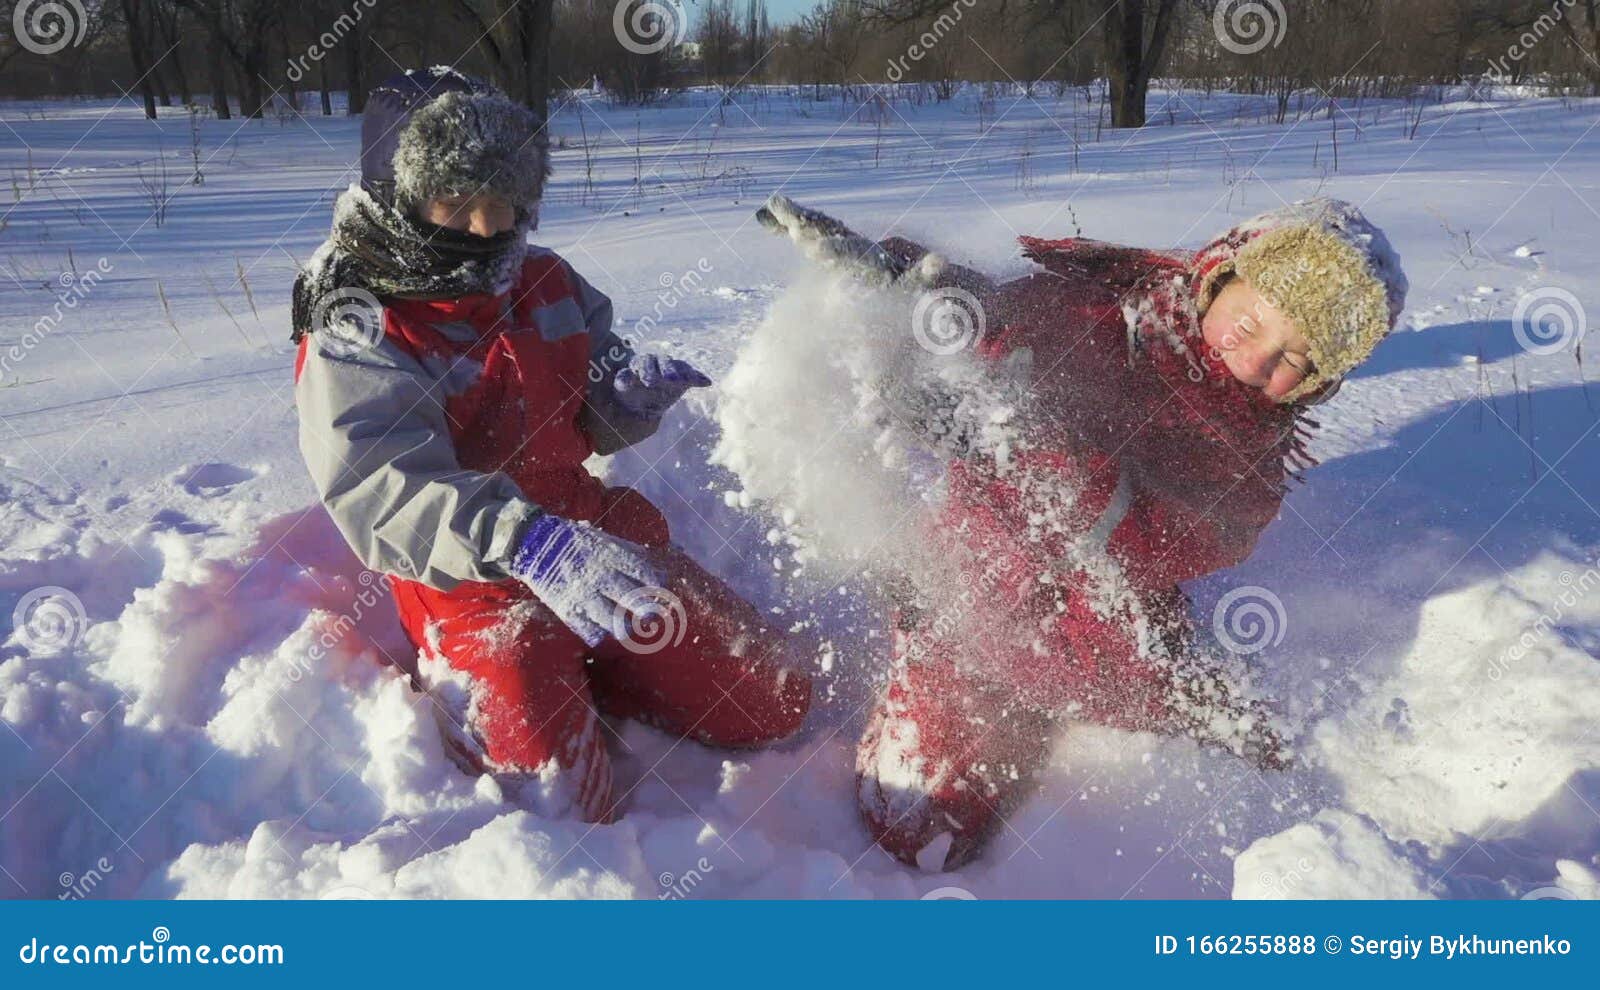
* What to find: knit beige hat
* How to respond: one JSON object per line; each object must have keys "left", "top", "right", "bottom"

{"left": 1193, "top": 199, "right": 1408, "bottom": 403}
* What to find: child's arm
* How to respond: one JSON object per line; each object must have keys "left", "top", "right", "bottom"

{"left": 946, "top": 451, "right": 1292, "bottom": 769}
{"left": 756, "top": 194, "right": 997, "bottom": 296}
{"left": 572, "top": 267, "right": 652, "bottom": 455}
{"left": 1107, "top": 421, "right": 1298, "bottom": 587}
{"left": 571, "top": 265, "right": 710, "bottom": 455}
{"left": 979, "top": 259, "right": 1302, "bottom": 579}
{"left": 296, "top": 331, "right": 541, "bottom": 589}
{"left": 298, "top": 329, "right": 670, "bottom": 642}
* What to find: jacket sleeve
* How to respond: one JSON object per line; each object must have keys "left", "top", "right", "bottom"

{"left": 982, "top": 262, "right": 1292, "bottom": 580}
{"left": 1113, "top": 457, "right": 1285, "bottom": 587}
{"left": 570, "top": 265, "right": 663, "bottom": 456}
{"left": 946, "top": 454, "right": 1289, "bottom": 766}
{"left": 1118, "top": 397, "right": 1298, "bottom": 582}
{"left": 295, "top": 331, "right": 543, "bottom": 590}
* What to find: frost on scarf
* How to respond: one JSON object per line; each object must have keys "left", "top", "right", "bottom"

{"left": 291, "top": 184, "right": 531, "bottom": 343}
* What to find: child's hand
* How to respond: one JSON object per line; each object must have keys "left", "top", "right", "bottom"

{"left": 757, "top": 194, "right": 997, "bottom": 299}
{"left": 757, "top": 194, "right": 909, "bottom": 285}
{"left": 613, "top": 354, "right": 712, "bottom": 419}
{"left": 508, "top": 513, "right": 669, "bottom": 647}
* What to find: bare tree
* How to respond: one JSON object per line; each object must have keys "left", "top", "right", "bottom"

{"left": 172, "top": 0, "right": 282, "bottom": 118}
{"left": 699, "top": 0, "right": 742, "bottom": 85}
{"left": 151, "top": 1, "right": 193, "bottom": 105}
{"left": 205, "top": 25, "right": 231, "bottom": 117}
{"left": 118, "top": 0, "right": 160, "bottom": 118}
{"left": 345, "top": 9, "right": 368, "bottom": 114}
{"left": 11, "top": 0, "right": 1598, "bottom": 111}
{"left": 0, "top": 0, "right": 27, "bottom": 75}
{"left": 745, "top": 0, "right": 772, "bottom": 80}
{"left": 447, "top": 0, "right": 557, "bottom": 127}
{"left": 807, "top": 0, "right": 867, "bottom": 96}
{"left": 1100, "top": 0, "right": 1176, "bottom": 126}
{"left": 864, "top": 0, "right": 1177, "bottom": 126}
{"left": 1491, "top": 0, "right": 1600, "bottom": 94}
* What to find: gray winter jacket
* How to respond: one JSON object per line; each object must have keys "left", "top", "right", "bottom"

{"left": 295, "top": 253, "right": 658, "bottom": 591}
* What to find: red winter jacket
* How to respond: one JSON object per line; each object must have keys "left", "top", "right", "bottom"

{"left": 987, "top": 235, "right": 1307, "bottom": 586}
{"left": 913, "top": 232, "right": 1311, "bottom": 724}
{"left": 294, "top": 249, "right": 661, "bottom": 592}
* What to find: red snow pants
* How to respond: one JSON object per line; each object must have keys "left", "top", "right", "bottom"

{"left": 855, "top": 453, "right": 1185, "bottom": 871}
{"left": 853, "top": 614, "right": 1182, "bottom": 872}
{"left": 391, "top": 485, "right": 811, "bottom": 822}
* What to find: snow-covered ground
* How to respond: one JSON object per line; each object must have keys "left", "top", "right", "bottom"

{"left": 3, "top": 84, "right": 1600, "bottom": 900}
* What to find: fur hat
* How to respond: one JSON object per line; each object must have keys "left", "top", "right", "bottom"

{"left": 361, "top": 68, "right": 550, "bottom": 211}
{"left": 1192, "top": 198, "right": 1407, "bottom": 403}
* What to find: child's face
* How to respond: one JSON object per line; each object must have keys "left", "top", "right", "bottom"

{"left": 1201, "top": 278, "right": 1314, "bottom": 401}
{"left": 418, "top": 192, "right": 517, "bottom": 238}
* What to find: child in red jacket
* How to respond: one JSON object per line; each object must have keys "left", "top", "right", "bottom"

{"left": 292, "top": 70, "right": 809, "bottom": 823}
{"left": 759, "top": 195, "right": 1407, "bottom": 870}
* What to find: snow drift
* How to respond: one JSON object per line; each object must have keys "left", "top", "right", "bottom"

{"left": 5, "top": 87, "right": 1600, "bottom": 899}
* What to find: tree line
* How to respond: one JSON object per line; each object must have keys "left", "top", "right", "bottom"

{"left": 2, "top": 0, "right": 1597, "bottom": 129}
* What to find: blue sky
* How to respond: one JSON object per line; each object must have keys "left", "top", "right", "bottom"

{"left": 764, "top": 0, "right": 813, "bottom": 24}
{"left": 680, "top": 0, "right": 815, "bottom": 30}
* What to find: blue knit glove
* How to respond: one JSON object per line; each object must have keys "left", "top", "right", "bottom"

{"left": 508, "top": 514, "right": 668, "bottom": 647}
{"left": 613, "top": 354, "right": 712, "bottom": 419}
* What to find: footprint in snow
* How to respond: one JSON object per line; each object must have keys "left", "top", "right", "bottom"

{"left": 174, "top": 462, "right": 257, "bottom": 498}
{"left": 150, "top": 508, "right": 214, "bottom": 535}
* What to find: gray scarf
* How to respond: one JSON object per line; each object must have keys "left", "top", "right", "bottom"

{"left": 291, "top": 184, "right": 529, "bottom": 343}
